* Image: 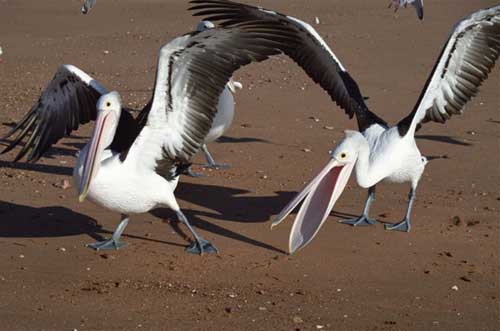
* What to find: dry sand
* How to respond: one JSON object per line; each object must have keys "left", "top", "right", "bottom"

{"left": 0, "top": 1, "right": 498, "bottom": 330}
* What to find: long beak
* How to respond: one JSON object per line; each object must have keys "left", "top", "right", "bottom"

{"left": 271, "top": 158, "right": 355, "bottom": 254}
{"left": 78, "top": 111, "right": 113, "bottom": 202}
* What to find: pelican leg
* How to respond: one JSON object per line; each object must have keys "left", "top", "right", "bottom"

{"left": 202, "top": 144, "right": 230, "bottom": 170}
{"left": 385, "top": 188, "right": 415, "bottom": 232}
{"left": 176, "top": 210, "right": 218, "bottom": 255}
{"left": 340, "top": 186, "right": 378, "bottom": 226}
{"left": 87, "top": 215, "right": 129, "bottom": 250}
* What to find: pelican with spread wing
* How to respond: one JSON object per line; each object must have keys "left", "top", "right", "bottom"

{"left": 191, "top": 0, "right": 500, "bottom": 253}
{"left": 2, "top": 21, "right": 297, "bottom": 254}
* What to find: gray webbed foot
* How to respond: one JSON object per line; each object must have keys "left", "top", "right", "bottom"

{"left": 87, "top": 215, "right": 129, "bottom": 250}
{"left": 384, "top": 218, "right": 411, "bottom": 232}
{"left": 86, "top": 239, "right": 127, "bottom": 250}
{"left": 340, "top": 216, "right": 377, "bottom": 227}
{"left": 186, "top": 238, "right": 219, "bottom": 255}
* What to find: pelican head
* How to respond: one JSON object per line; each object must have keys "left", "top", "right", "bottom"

{"left": 272, "top": 131, "right": 362, "bottom": 254}
{"left": 329, "top": 130, "right": 365, "bottom": 164}
{"left": 78, "top": 91, "right": 122, "bottom": 202}
{"left": 196, "top": 20, "right": 215, "bottom": 32}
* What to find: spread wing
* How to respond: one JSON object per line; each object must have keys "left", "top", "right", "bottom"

{"left": 189, "top": 0, "right": 387, "bottom": 131}
{"left": 1, "top": 64, "right": 147, "bottom": 162}
{"left": 398, "top": 5, "right": 500, "bottom": 136}
{"left": 1, "top": 65, "right": 106, "bottom": 162}
{"left": 123, "top": 22, "right": 298, "bottom": 179}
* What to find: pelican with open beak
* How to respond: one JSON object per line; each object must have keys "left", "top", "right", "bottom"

{"left": 193, "top": 1, "right": 500, "bottom": 255}
{"left": 271, "top": 132, "right": 358, "bottom": 254}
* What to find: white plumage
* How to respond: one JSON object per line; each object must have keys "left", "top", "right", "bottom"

{"left": 191, "top": 1, "right": 500, "bottom": 253}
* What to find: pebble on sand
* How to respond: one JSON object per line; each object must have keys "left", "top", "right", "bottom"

{"left": 53, "top": 179, "right": 71, "bottom": 190}
{"left": 452, "top": 215, "right": 462, "bottom": 226}
{"left": 451, "top": 285, "right": 459, "bottom": 291}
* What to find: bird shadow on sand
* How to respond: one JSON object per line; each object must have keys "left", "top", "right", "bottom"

{"left": 0, "top": 133, "right": 88, "bottom": 161}
{"left": 0, "top": 200, "right": 185, "bottom": 248}
{"left": 415, "top": 134, "right": 472, "bottom": 146}
{"left": 153, "top": 181, "right": 359, "bottom": 254}
{"left": 0, "top": 160, "right": 73, "bottom": 176}
{"left": 217, "top": 135, "right": 270, "bottom": 144}
{"left": 151, "top": 182, "right": 299, "bottom": 254}
{"left": 0, "top": 200, "right": 103, "bottom": 240}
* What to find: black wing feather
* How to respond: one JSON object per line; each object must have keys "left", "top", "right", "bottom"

{"left": 189, "top": 0, "right": 387, "bottom": 131}
{"left": 145, "top": 22, "right": 300, "bottom": 179}
{"left": 1, "top": 65, "right": 102, "bottom": 162}
{"left": 1, "top": 65, "right": 150, "bottom": 163}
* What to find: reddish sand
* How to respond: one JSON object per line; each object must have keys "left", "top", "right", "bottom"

{"left": 0, "top": 1, "right": 498, "bottom": 330}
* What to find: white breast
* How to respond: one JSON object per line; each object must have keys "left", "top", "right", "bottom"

{"left": 73, "top": 147, "right": 179, "bottom": 214}
{"left": 362, "top": 125, "right": 427, "bottom": 187}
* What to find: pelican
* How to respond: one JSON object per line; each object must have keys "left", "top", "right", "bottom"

{"left": 191, "top": 1, "right": 500, "bottom": 253}
{"left": 389, "top": 0, "right": 424, "bottom": 20}
{"left": 1, "top": 21, "right": 296, "bottom": 254}
{"left": 82, "top": 0, "right": 96, "bottom": 14}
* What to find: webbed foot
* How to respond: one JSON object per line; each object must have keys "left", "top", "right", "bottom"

{"left": 86, "top": 239, "right": 127, "bottom": 251}
{"left": 384, "top": 218, "right": 411, "bottom": 232}
{"left": 186, "top": 238, "right": 219, "bottom": 255}
{"left": 340, "top": 216, "right": 377, "bottom": 227}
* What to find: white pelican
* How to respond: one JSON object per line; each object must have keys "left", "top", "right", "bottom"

{"left": 191, "top": 1, "right": 500, "bottom": 253}
{"left": 1, "top": 21, "right": 297, "bottom": 254}
{"left": 389, "top": 0, "right": 424, "bottom": 20}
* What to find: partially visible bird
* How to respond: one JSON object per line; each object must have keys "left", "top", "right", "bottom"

{"left": 388, "top": 0, "right": 424, "bottom": 20}
{"left": 82, "top": 0, "right": 96, "bottom": 14}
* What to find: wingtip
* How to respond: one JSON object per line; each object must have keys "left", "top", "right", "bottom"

{"left": 417, "top": 9, "right": 424, "bottom": 20}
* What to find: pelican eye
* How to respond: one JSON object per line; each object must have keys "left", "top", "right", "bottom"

{"left": 106, "top": 102, "right": 111, "bottom": 107}
{"left": 340, "top": 153, "right": 347, "bottom": 159}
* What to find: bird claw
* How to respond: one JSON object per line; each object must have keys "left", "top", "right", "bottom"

{"left": 339, "top": 216, "right": 377, "bottom": 227}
